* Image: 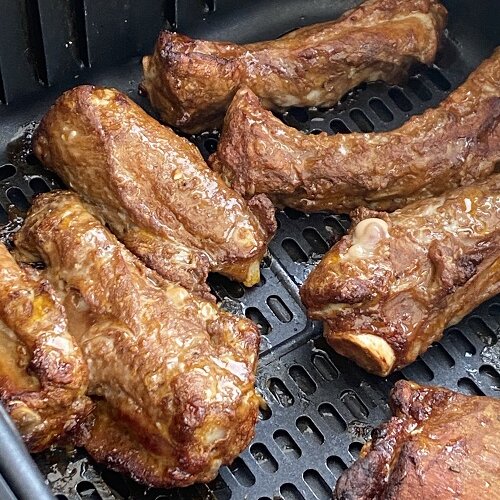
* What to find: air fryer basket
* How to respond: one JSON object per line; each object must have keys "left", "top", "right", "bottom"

{"left": 0, "top": 1, "right": 498, "bottom": 499}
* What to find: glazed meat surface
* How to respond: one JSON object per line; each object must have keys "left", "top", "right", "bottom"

{"left": 301, "top": 176, "right": 500, "bottom": 376}
{"left": 32, "top": 86, "right": 275, "bottom": 296}
{"left": 334, "top": 380, "right": 500, "bottom": 499}
{"left": 212, "top": 48, "right": 500, "bottom": 212}
{"left": 0, "top": 243, "right": 91, "bottom": 452}
{"left": 142, "top": 0, "right": 446, "bottom": 133}
{"left": 15, "top": 190, "right": 261, "bottom": 487}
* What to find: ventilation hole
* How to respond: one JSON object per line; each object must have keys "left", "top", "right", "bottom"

{"left": 388, "top": 87, "right": 412, "bottom": 112}
{"left": 29, "top": 177, "right": 51, "bottom": 194}
{"left": 25, "top": 153, "right": 40, "bottom": 165}
{"left": 289, "top": 365, "right": 316, "bottom": 395}
{"left": 450, "top": 330, "right": 477, "bottom": 356}
{"left": 282, "top": 238, "right": 308, "bottom": 262}
{"left": 457, "top": 377, "right": 483, "bottom": 396}
{"left": 348, "top": 442, "right": 363, "bottom": 459}
{"left": 327, "top": 456, "right": 347, "bottom": 478}
{"left": 302, "top": 228, "right": 329, "bottom": 254}
{"left": 76, "top": 481, "right": 102, "bottom": 500}
{"left": 100, "top": 468, "right": 129, "bottom": 498}
{"left": 318, "top": 402, "right": 346, "bottom": 432}
{"left": 228, "top": 457, "right": 255, "bottom": 487}
{"left": 349, "top": 109, "right": 374, "bottom": 132}
{"left": 258, "top": 498, "right": 272, "bottom": 500}
{"left": 55, "top": 496, "right": 68, "bottom": 500}
{"left": 6, "top": 187, "right": 30, "bottom": 211}
{"left": 402, "top": 358, "right": 434, "bottom": 383}
{"left": 203, "top": 0, "right": 216, "bottom": 13}
{"left": 250, "top": 443, "right": 278, "bottom": 473}
{"left": 215, "top": 275, "right": 244, "bottom": 298}
{"left": 273, "top": 429, "right": 301, "bottom": 459}
{"left": 309, "top": 129, "right": 323, "bottom": 135}
{"left": 312, "top": 351, "right": 339, "bottom": 380}
{"left": 468, "top": 317, "right": 497, "bottom": 346}
{"left": 267, "top": 296, "right": 292, "bottom": 323}
{"left": 479, "top": 365, "right": 500, "bottom": 389}
{"left": 259, "top": 404, "right": 272, "bottom": 420}
{"left": 207, "top": 475, "right": 231, "bottom": 500}
{"left": 368, "top": 98, "right": 393, "bottom": 122}
{"left": 0, "top": 164, "right": 16, "bottom": 181}
{"left": 296, "top": 416, "right": 324, "bottom": 445}
{"left": 303, "top": 470, "right": 331, "bottom": 500}
{"left": 288, "top": 107, "right": 309, "bottom": 123}
{"left": 488, "top": 304, "right": 500, "bottom": 318}
{"left": 426, "top": 67, "right": 451, "bottom": 90}
{"left": 0, "top": 205, "right": 7, "bottom": 224}
{"left": 330, "top": 119, "right": 350, "bottom": 134}
{"left": 323, "top": 216, "right": 346, "bottom": 239}
{"left": 204, "top": 137, "right": 218, "bottom": 154}
{"left": 246, "top": 307, "right": 270, "bottom": 335}
{"left": 283, "top": 207, "right": 304, "bottom": 220}
{"left": 268, "top": 378, "right": 294, "bottom": 407}
{"left": 280, "top": 483, "right": 305, "bottom": 500}
{"left": 340, "top": 390, "right": 369, "bottom": 419}
{"left": 407, "top": 77, "right": 432, "bottom": 101}
{"left": 427, "top": 343, "right": 455, "bottom": 368}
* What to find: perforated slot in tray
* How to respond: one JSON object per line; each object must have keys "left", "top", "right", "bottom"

{"left": 0, "top": 11, "right": 499, "bottom": 500}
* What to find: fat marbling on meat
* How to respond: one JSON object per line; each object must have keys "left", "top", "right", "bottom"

{"left": 142, "top": 0, "right": 446, "bottom": 133}
{"left": 301, "top": 176, "right": 500, "bottom": 376}
{"left": 15, "top": 190, "right": 261, "bottom": 487}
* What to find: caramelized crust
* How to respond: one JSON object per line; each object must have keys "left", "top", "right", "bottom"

{"left": 142, "top": 0, "right": 446, "bottom": 133}
{"left": 334, "top": 380, "right": 500, "bottom": 499}
{"left": 0, "top": 243, "right": 91, "bottom": 452}
{"left": 301, "top": 176, "right": 500, "bottom": 376}
{"left": 15, "top": 191, "right": 260, "bottom": 487}
{"left": 212, "top": 48, "right": 500, "bottom": 212}
{"left": 32, "top": 86, "right": 275, "bottom": 295}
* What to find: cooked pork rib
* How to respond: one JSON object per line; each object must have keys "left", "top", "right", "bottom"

{"left": 15, "top": 190, "right": 261, "bottom": 487}
{"left": 211, "top": 48, "right": 500, "bottom": 212}
{"left": 142, "top": 0, "right": 446, "bottom": 133}
{"left": 0, "top": 243, "right": 91, "bottom": 452}
{"left": 301, "top": 176, "right": 500, "bottom": 376}
{"left": 334, "top": 380, "right": 500, "bottom": 500}
{"left": 32, "top": 86, "right": 275, "bottom": 296}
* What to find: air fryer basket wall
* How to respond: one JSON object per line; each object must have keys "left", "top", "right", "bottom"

{"left": 0, "top": 1, "right": 499, "bottom": 499}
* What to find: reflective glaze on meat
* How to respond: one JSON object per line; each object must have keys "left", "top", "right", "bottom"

{"left": 334, "top": 380, "right": 500, "bottom": 499}
{"left": 211, "top": 48, "right": 500, "bottom": 212}
{"left": 301, "top": 176, "right": 500, "bottom": 376}
{"left": 32, "top": 86, "right": 275, "bottom": 296}
{"left": 142, "top": 0, "right": 446, "bottom": 133}
{"left": 0, "top": 243, "right": 91, "bottom": 452}
{"left": 15, "top": 190, "right": 261, "bottom": 487}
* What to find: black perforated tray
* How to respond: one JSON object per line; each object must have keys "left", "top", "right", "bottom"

{"left": 0, "top": 1, "right": 499, "bottom": 499}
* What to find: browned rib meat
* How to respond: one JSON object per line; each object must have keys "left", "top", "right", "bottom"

{"left": 334, "top": 380, "right": 500, "bottom": 500}
{"left": 15, "top": 190, "right": 260, "bottom": 487}
{"left": 211, "top": 48, "right": 500, "bottom": 212}
{"left": 142, "top": 0, "right": 446, "bottom": 133}
{"left": 32, "top": 86, "right": 275, "bottom": 296}
{"left": 301, "top": 176, "right": 500, "bottom": 376}
{"left": 0, "top": 243, "right": 91, "bottom": 452}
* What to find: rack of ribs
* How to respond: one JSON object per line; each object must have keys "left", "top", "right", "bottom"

{"left": 32, "top": 86, "right": 276, "bottom": 297}
{"left": 334, "top": 380, "right": 500, "bottom": 499}
{"left": 0, "top": 243, "right": 91, "bottom": 452}
{"left": 14, "top": 190, "right": 261, "bottom": 487}
{"left": 141, "top": 0, "right": 446, "bottom": 133}
{"left": 301, "top": 175, "right": 500, "bottom": 376}
{"left": 211, "top": 48, "right": 500, "bottom": 212}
